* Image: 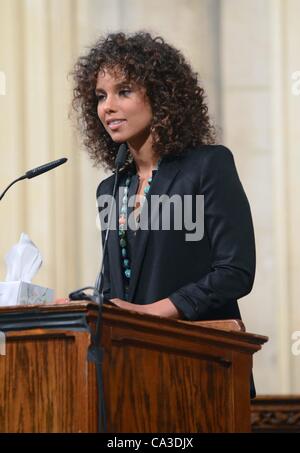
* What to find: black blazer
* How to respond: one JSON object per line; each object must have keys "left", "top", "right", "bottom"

{"left": 96, "top": 145, "right": 256, "bottom": 321}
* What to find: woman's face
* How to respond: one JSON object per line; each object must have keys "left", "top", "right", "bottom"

{"left": 96, "top": 69, "right": 153, "bottom": 148}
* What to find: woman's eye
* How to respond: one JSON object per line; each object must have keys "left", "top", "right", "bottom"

{"left": 120, "top": 88, "right": 131, "bottom": 96}
{"left": 96, "top": 94, "right": 105, "bottom": 102}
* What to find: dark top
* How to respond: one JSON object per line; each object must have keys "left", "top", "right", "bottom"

{"left": 123, "top": 168, "right": 159, "bottom": 294}
{"left": 126, "top": 173, "right": 139, "bottom": 264}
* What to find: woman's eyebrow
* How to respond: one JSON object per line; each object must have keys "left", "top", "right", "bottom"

{"left": 95, "top": 81, "right": 131, "bottom": 94}
{"left": 95, "top": 87, "right": 105, "bottom": 95}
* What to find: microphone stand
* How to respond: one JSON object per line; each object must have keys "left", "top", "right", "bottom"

{"left": 68, "top": 143, "right": 127, "bottom": 433}
{"left": 87, "top": 169, "right": 121, "bottom": 434}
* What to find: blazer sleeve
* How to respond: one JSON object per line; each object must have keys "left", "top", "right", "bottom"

{"left": 168, "top": 146, "right": 256, "bottom": 320}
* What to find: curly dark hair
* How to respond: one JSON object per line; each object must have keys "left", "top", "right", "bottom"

{"left": 71, "top": 31, "right": 216, "bottom": 170}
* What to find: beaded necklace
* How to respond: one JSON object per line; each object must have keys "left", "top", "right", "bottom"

{"left": 118, "top": 160, "right": 161, "bottom": 299}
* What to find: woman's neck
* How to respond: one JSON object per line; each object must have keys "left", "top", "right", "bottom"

{"left": 128, "top": 141, "right": 159, "bottom": 178}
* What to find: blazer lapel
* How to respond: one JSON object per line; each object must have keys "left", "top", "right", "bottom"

{"left": 128, "top": 158, "right": 182, "bottom": 301}
{"left": 107, "top": 177, "right": 125, "bottom": 298}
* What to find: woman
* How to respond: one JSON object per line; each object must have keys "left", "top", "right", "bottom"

{"left": 72, "top": 32, "right": 255, "bottom": 322}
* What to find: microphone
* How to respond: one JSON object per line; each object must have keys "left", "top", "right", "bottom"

{"left": 0, "top": 157, "right": 68, "bottom": 201}
{"left": 25, "top": 157, "right": 67, "bottom": 179}
{"left": 114, "top": 143, "right": 128, "bottom": 169}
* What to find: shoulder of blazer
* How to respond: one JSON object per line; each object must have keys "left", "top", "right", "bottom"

{"left": 178, "top": 145, "right": 235, "bottom": 185}
{"left": 181, "top": 144, "right": 234, "bottom": 166}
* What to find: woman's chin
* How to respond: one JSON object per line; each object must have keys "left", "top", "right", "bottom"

{"left": 109, "top": 133, "right": 128, "bottom": 143}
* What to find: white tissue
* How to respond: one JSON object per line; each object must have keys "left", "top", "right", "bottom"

{"left": 5, "top": 233, "right": 42, "bottom": 282}
{"left": 0, "top": 233, "right": 54, "bottom": 307}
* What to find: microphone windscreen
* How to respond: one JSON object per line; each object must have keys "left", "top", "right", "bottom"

{"left": 115, "top": 144, "right": 128, "bottom": 168}
{"left": 25, "top": 158, "right": 68, "bottom": 179}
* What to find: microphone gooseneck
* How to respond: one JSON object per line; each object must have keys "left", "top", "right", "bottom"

{"left": 95, "top": 143, "right": 128, "bottom": 295}
{"left": 69, "top": 143, "right": 128, "bottom": 300}
{"left": 0, "top": 176, "right": 26, "bottom": 201}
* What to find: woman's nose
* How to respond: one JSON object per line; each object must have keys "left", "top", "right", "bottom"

{"left": 103, "top": 95, "right": 117, "bottom": 113}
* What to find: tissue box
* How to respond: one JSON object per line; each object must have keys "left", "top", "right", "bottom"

{"left": 0, "top": 281, "right": 54, "bottom": 307}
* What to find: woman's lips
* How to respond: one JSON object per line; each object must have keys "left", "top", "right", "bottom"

{"left": 107, "top": 119, "right": 126, "bottom": 131}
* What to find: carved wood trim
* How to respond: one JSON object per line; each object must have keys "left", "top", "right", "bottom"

{"left": 251, "top": 396, "right": 300, "bottom": 432}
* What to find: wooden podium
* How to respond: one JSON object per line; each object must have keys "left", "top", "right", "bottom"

{"left": 0, "top": 302, "right": 267, "bottom": 433}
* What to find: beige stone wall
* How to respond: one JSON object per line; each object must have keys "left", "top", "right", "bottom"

{"left": 220, "top": 0, "right": 277, "bottom": 392}
{"left": 0, "top": 0, "right": 299, "bottom": 394}
{"left": 219, "top": 0, "right": 300, "bottom": 394}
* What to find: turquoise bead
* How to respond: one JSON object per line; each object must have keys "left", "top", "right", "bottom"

{"left": 121, "top": 248, "right": 127, "bottom": 257}
{"left": 144, "top": 185, "right": 150, "bottom": 194}
{"left": 118, "top": 230, "right": 125, "bottom": 237}
{"left": 148, "top": 177, "right": 152, "bottom": 183}
{"left": 123, "top": 259, "right": 129, "bottom": 268}
{"left": 124, "top": 269, "right": 131, "bottom": 279}
{"left": 121, "top": 205, "right": 127, "bottom": 214}
{"left": 120, "top": 238, "right": 126, "bottom": 247}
